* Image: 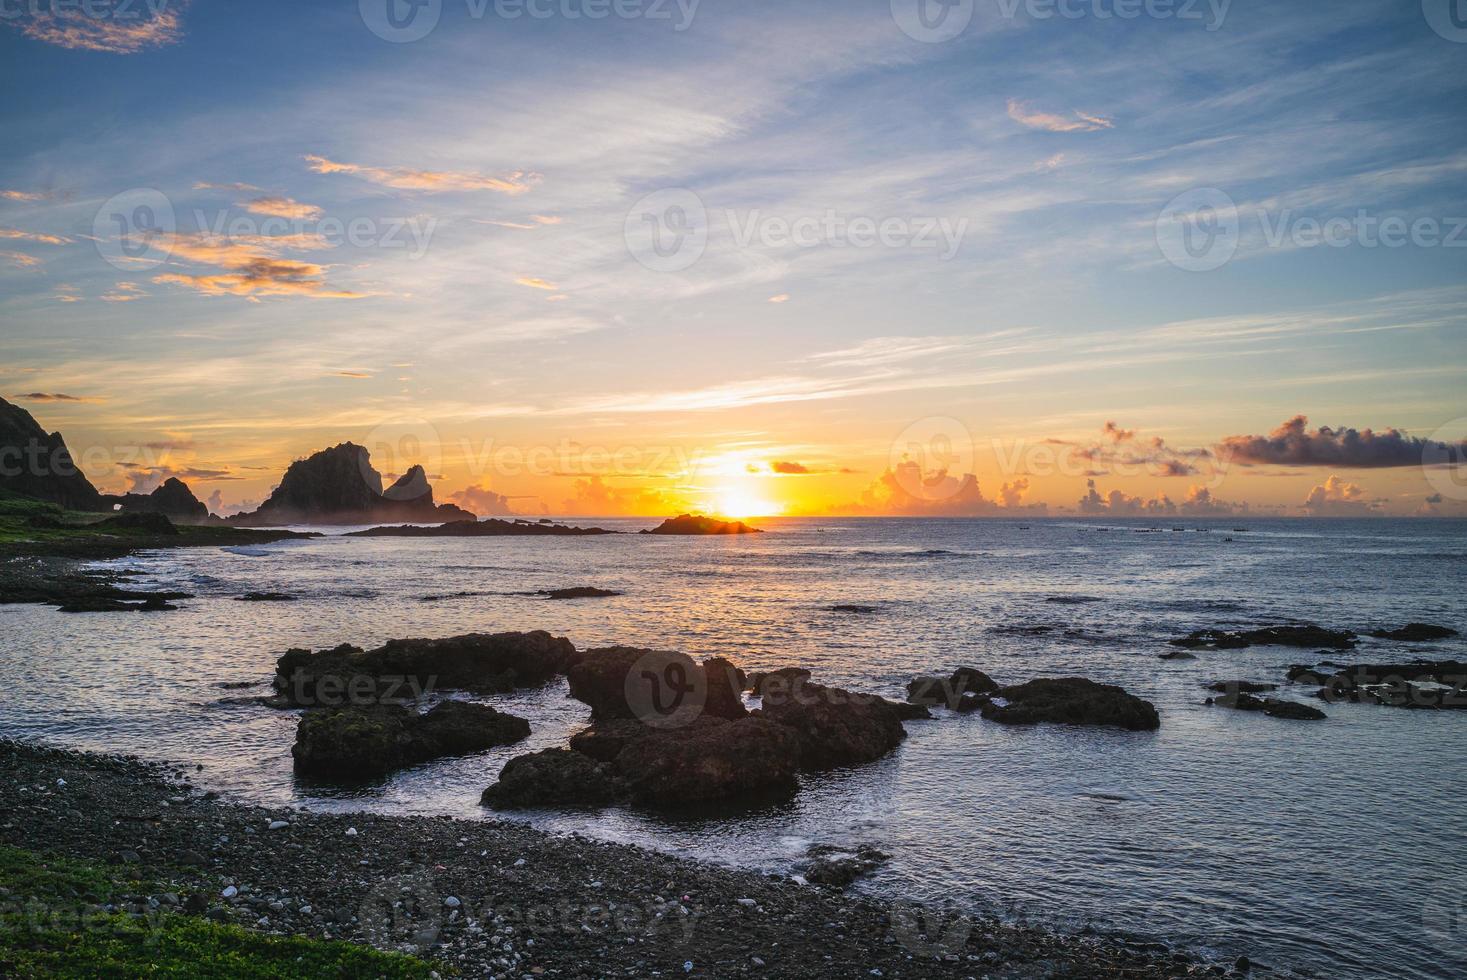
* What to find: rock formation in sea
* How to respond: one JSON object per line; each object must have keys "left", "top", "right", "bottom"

{"left": 640, "top": 514, "right": 764, "bottom": 535}
{"left": 0, "top": 396, "right": 105, "bottom": 511}
{"left": 347, "top": 519, "right": 617, "bottom": 537}
{"left": 103, "top": 477, "right": 212, "bottom": 524}
{"left": 292, "top": 701, "right": 530, "bottom": 779}
{"left": 976, "top": 677, "right": 1161, "bottom": 730}
{"left": 271, "top": 631, "right": 579, "bottom": 706}
{"left": 229, "top": 443, "right": 474, "bottom": 526}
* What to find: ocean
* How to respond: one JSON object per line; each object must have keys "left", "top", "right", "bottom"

{"left": 4, "top": 517, "right": 1465, "bottom": 979}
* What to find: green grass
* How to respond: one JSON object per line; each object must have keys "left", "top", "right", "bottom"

{"left": 0, "top": 847, "right": 438, "bottom": 978}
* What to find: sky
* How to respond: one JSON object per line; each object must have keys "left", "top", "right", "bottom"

{"left": 2, "top": 0, "right": 1466, "bottom": 519}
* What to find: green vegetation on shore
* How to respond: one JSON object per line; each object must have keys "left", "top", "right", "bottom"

{"left": 0, "top": 489, "right": 313, "bottom": 562}
{"left": 0, "top": 846, "right": 436, "bottom": 979}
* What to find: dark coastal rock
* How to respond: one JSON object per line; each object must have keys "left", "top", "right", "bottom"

{"left": 640, "top": 514, "right": 763, "bottom": 535}
{"left": 756, "top": 681, "right": 907, "bottom": 771}
{"left": 747, "top": 667, "right": 812, "bottom": 697}
{"left": 58, "top": 594, "right": 178, "bottom": 613}
{"left": 907, "top": 668, "right": 999, "bottom": 709}
{"left": 830, "top": 604, "right": 877, "bottom": 614}
{"left": 92, "top": 512, "right": 179, "bottom": 536}
{"left": 882, "top": 698, "right": 934, "bottom": 721}
{"left": 292, "top": 701, "right": 529, "bottom": 779}
{"left": 1207, "top": 681, "right": 1279, "bottom": 694}
{"left": 1369, "top": 623, "right": 1459, "bottom": 642}
{"left": 229, "top": 445, "right": 474, "bottom": 526}
{"left": 272, "top": 630, "right": 577, "bottom": 707}
{"left": 569, "top": 719, "right": 659, "bottom": 762}
{"left": 1214, "top": 693, "right": 1326, "bottom": 721}
{"left": 1312, "top": 661, "right": 1467, "bottom": 710}
{"left": 978, "top": 678, "right": 1161, "bottom": 731}
{"left": 1170, "top": 625, "right": 1357, "bottom": 650}
{"left": 481, "top": 748, "right": 624, "bottom": 809}
{"left": 802, "top": 844, "right": 890, "bottom": 890}
{"left": 0, "top": 396, "right": 105, "bottom": 511}
{"left": 104, "top": 477, "right": 211, "bottom": 524}
{"left": 236, "top": 592, "right": 296, "bottom": 602}
{"left": 1158, "top": 651, "right": 1198, "bottom": 661}
{"left": 539, "top": 587, "right": 623, "bottom": 600}
{"left": 614, "top": 717, "right": 802, "bottom": 805}
{"left": 58, "top": 597, "right": 138, "bottom": 613}
{"left": 348, "top": 519, "right": 616, "bottom": 538}
{"left": 566, "top": 648, "right": 747, "bottom": 724}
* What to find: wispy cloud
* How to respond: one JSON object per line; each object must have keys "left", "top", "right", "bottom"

{"left": 1006, "top": 99, "right": 1113, "bottom": 133}
{"left": 305, "top": 154, "right": 539, "bottom": 194}
{"left": 1, "top": 190, "right": 46, "bottom": 202}
{"left": 155, "top": 259, "right": 366, "bottom": 301}
{"left": 194, "top": 181, "right": 262, "bottom": 192}
{"left": 101, "top": 281, "right": 146, "bottom": 302}
{"left": 516, "top": 277, "right": 558, "bottom": 290}
{"left": 242, "top": 196, "right": 323, "bottom": 220}
{"left": 0, "top": 250, "right": 41, "bottom": 268}
{"left": 10, "top": 2, "right": 186, "bottom": 54}
{"left": 17, "top": 392, "right": 102, "bottom": 403}
{"left": 0, "top": 227, "right": 70, "bottom": 245}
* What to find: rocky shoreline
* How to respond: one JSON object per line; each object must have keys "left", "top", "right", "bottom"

{"left": 1, "top": 740, "right": 1232, "bottom": 979}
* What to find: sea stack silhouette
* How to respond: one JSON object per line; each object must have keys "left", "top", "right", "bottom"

{"left": 229, "top": 442, "right": 474, "bottom": 526}
{"left": 0, "top": 395, "right": 105, "bottom": 511}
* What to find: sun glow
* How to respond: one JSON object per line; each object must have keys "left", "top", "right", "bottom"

{"left": 714, "top": 487, "right": 784, "bottom": 519}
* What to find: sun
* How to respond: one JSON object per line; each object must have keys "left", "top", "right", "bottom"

{"left": 714, "top": 487, "right": 783, "bottom": 519}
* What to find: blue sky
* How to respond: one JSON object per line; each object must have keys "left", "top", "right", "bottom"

{"left": 2, "top": 0, "right": 1465, "bottom": 517}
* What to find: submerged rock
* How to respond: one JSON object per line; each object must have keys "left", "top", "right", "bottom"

{"left": 273, "top": 631, "right": 577, "bottom": 707}
{"left": 1206, "top": 681, "right": 1279, "bottom": 694}
{"left": 801, "top": 844, "right": 890, "bottom": 890}
{"left": 1170, "top": 625, "right": 1357, "bottom": 650}
{"left": 1213, "top": 693, "right": 1326, "bottom": 721}
{"left": 756, "top": 681, "right": 907, "bottom": 770}
{"left": 236, "top": 592, "right": 296, "bottom": 603}
{"left": 538, "top": 587, "right": 624, "bottom": 600}
{"left": 1158, "top": 651, "right": 1198, "bottom": 661}
{"left": 1368, "top": 623, "right": 1459, "bottom": 642}
{"left": 481, "top": 748, "right": 624, "bottom": 809}
{"left": 292, "top": 701, "right": 529, "bottom": 779}
{"left": 1311, "top": 661, "right": 1467, "bottom": 709}
{"left": 978, "top": 678, "right": 1161, "bottom": 731}
{"left": 829, "top": 604, "right": 877, "bottom": 614}
{"left": 640, "top": 514, "right": 763, "bottom": 535}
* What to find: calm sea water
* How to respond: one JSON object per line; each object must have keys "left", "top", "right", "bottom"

{"left": 4, "top": 517, "right": 1466, "bottom": 978}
